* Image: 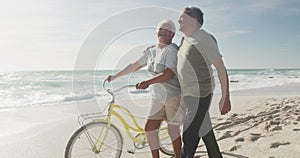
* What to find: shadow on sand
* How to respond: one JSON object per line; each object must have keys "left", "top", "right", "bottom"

{"left": 194, "top": 150, "right": 249, "bottom": 158}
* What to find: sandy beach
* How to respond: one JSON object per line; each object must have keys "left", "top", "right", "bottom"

{"left": 2, "top": 0, "right": 300, "bottom": 157}
{"left": 0, "top": 84, "right": 299, "bottom": 158}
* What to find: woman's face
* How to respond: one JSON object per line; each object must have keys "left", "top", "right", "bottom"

{"left": 156, "top": 26, "right": 174, "bottom": 44}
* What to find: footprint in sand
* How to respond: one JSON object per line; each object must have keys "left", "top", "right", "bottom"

{"left": 229, "top": 145, "right": 241, "bottom": 151}
{"left": 265, "top": 124, "right": 271, "bottom": 131}
{"left": 274, "top": 117, "right": 281, "bottom": 121}
{"left": 269, "top": 120, "right": 280, "bottom": 126}
{"left": 248, "top": 133, "right": 263, "bottom": 141}
{"left": 250, "top": 133, "right": 261, "bottom": 136}
{"left": 296, "top": 116, "right": 300, "bottom": 122}
{"left": 250, "top": 136, "right": 260, "bottom": 141}
{"left": 282, "top": 105, "right": 292, "bottom": 111}
{"left": 270, "top": 126, "right": 282, "bottom": 132}
{"left": 270, "top": 142, "right": 291, "bottom": 148}
{"left": 217, "top": 131, "right": 232, "bottom": 141}
{"left": 265, "top": 121, "right": 284, "bottom": 132}
{"left": 293, "top": 128, "right": 300, "bottom": 131}
{"left": 231, "top": 113, "right": 238, "bottom": 117}
{"left": 233, "top": 130, "right": 241, "bottom": 136}
{"left": 234, "top": 137, "right": 245, "bottom": 142}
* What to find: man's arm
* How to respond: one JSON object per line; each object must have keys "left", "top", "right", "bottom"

{"left": 107, "top": 61, "right": 143, "bottom": 82}
{"left": 136, "top": 68, "right": 174, "bottom": 89}
{"left": 212, "top": 57, "right": 231, "bottom": 115}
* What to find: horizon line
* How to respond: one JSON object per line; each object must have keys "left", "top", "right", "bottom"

{"left": 1, "top": 68, "right": 300, "bottom": 72}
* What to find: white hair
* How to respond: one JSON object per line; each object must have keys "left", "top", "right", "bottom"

{"left": 157, "top": 20, "right": 176, "bottom": 32}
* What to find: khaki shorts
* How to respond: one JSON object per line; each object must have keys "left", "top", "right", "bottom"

{"left": 147, "top": 95, "right": 185, "bottom": 126}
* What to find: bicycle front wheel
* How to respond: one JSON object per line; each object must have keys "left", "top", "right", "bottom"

{"left": 65, "top": 121, "right": 123, "bottom": 158}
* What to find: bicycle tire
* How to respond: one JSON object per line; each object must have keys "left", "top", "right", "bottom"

{"left": 65, "top": 121, "right": 123, "bottom": 158}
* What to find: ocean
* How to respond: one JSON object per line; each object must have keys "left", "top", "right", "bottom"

{"left": 1, "top": 69, "right": 300, "bottom": 111}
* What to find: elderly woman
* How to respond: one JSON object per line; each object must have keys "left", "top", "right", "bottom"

{"left": 107, "top": 20, "right": 183, "bottom": 158}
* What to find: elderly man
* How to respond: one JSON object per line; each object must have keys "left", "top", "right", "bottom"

{"left": 177, "top": 6, "right": 231, "bottom": 158}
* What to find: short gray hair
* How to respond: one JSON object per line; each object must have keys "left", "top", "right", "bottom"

{"left": 184, "top": 6, "right": 204, "bottom": 27}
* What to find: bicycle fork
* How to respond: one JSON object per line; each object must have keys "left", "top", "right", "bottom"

{"left": 83, "top": 121, "right": 112, "bottom": 154}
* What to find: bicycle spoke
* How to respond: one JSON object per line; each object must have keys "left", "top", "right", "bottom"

{"left": 65, "top": 122, "right": 122, "bottom": 158}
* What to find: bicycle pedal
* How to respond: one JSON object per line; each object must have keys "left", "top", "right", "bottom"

{"left": 127, "top": 149, "right": 135, "bottom": 154}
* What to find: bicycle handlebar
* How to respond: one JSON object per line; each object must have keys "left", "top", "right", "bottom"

{"left": 102, "top": 79, "right": 136, "bottom": 97}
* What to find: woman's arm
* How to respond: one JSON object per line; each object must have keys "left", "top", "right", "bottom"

{"left": 107, "top": 61, "right": 143, "bottom": 82}
{"left": 136, "top": 68, "right": 174, "bottom": 89}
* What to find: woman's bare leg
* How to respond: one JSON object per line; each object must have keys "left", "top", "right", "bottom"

{"left": 145, "top": 120, "right": 162, "bottom": 158}
{"left": 168, "top": 124, "right": 182, "bottom": 158}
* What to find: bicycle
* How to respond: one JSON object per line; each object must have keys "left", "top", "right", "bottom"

{"left": 65, "top": 79, "right": 175, "bottom": 158}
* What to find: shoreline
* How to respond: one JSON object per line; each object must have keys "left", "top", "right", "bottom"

{"left": 230, "top": 83, "right": 300, "bottom": 96}
{"left": 1, "top": 82, "right": 300, "bottom": 113}
{"left": 0, "top": 85, "right": 299, "bottom": 157}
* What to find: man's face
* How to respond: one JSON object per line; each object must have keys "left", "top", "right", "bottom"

{"left": 156, "top": 27, "right": 174, "bottom": 44}
{"left": 178, "top": 11, "right": 194, "bottom": 33}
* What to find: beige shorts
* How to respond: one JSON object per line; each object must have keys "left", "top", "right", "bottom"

{"left": 147, "top": 95, "right": 185, "bottom": 126}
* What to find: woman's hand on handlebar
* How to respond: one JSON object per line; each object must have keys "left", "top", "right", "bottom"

{"left": 106, "top": 75, "right": 116, "bottom": 82}
{"left": 136, "top": 81, "right": 149, "bottom": 89}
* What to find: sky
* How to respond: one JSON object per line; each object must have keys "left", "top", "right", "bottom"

{"left": 1, "top": 0, "right": 300, "bottom": 71}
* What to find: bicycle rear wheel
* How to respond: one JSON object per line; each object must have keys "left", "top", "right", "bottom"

{"left": 158, "top": 126, "right": 174, "bottom": 156}
{"left": 65, "top": 121, "right": 123, "bottom": 158}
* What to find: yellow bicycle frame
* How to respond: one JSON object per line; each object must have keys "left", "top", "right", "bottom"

{"left": 90, "top": 80, "right": 171, "bottom": 153}
{"left": 92, "top": 101, "right": 148, "bottom": 151}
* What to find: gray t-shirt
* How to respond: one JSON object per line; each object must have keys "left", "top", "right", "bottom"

{"left": 177, "top": 29, "right": 222, "bottom": 98}
{"left": 138, "top": 43, "right": 181, "bottom": 99}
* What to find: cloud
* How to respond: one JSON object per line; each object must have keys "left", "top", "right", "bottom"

{"left": 219, "top": 29, "right": 252, "bottom": 39}
{"left": 243, "top": 0, "right": 300, "bottom": 15}
{"left": 248, "top": 0, "right": 283, "bottom": 10}
{"left": 1, "top": 0, "right": 299, "bottom": 70}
